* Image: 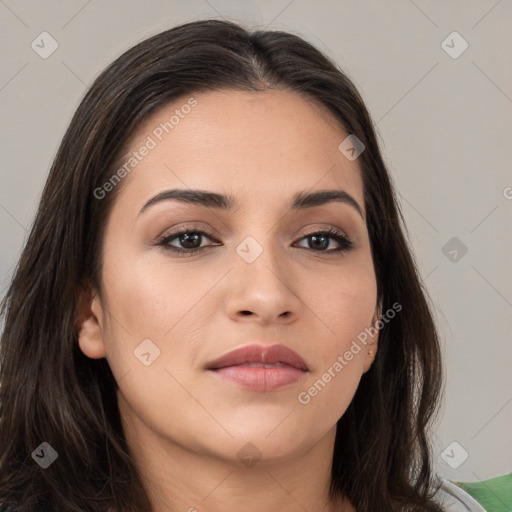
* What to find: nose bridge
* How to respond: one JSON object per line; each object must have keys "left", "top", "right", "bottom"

{"left": 234, "top": 229, "right": 288, "bottom": 287}
{"left": 230, "top": 203, "right": 282, "bottom": 265}
{"left": 226, "top": 226, "right": 301, "bottom": 322}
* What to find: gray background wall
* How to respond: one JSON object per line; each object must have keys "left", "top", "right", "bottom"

{"left": 1, "top": 0, "right": 511, "bottom": 484}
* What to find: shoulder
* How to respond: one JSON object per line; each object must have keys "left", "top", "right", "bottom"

{"left": 431, "top": 478, "right": 487, "bottom": 511}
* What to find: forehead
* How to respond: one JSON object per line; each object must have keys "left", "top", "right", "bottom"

{"left": 113, "top": 88, "right": 365, "bottom": 214}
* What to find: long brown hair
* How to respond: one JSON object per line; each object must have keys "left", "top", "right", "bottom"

{"left": 0, "top": 19, "right": 444, "bottom": 511}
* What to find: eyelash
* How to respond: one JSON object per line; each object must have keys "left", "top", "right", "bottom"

{"left": 155, "top": 225, "right": 354, "bottom": 255}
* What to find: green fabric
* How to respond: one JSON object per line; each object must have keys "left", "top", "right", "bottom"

{"left": 454, "top": 472, "right": 512, "bottom": 512}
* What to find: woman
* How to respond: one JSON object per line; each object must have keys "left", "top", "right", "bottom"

{"left": 0, "top": 19, "right": 486, "bottom": 512}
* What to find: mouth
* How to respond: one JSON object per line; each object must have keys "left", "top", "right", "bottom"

{"left": 205, "top": 344, "right": 309, "bottom": 392}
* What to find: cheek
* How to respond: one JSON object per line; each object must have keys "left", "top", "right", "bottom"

{"left": 98, "top": 252, "right": 205, "bottom": 386}
{"left": 314, "top": 260, "right": 377, "bottom": 349}
{"left": 99, "top": 259, "right": 208, "bottom": 440}
{"left": 296, "top": 357, "right": 363, "bottom": 434}
{"left": 101, "top": 252, "right": 204, "bottom": 337}
{"left": 293, "top": 265, "right": 376, "bottom": 425}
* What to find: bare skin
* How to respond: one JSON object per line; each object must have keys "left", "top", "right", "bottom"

{"left": 78, "top": 88, "right": 380, "bottom": 512}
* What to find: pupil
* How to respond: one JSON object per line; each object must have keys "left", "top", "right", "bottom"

{"left": 310, "top": 235, "right": 328, "bottom": 250}
{"left": 180, "top": 233, "right": 200, "bottom": 249}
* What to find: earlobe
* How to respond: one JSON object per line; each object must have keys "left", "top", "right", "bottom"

{"left": 363, "top": 305, "right": 381, "bottom": 373}
{"left": 362, "top": 342, "right": 377, "bottom": 374}
{"left": 76, "top": 287, "right": 107, "bottom": 359}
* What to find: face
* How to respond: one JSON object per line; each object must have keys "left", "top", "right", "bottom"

{"left": 79, "top": 88, "right": 380, "bottom": 466}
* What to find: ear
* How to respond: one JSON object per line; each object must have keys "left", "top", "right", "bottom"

{"left": 76, "top": 285, "right": 107, "bottom": 359}
{"left": 362, "top": 303, "right": 382, "bottom": 374}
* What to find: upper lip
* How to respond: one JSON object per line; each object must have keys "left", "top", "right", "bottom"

{"left": 205, "top": 344, "right": 309, "bottom": 371}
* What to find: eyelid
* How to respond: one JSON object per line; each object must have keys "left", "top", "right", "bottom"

{"left": 300, "top": 224, "right": 349, "bottom": 238}
{"left": 156, "top": 221, "right": 221, "bottom": 241}
{"left": 156, "top": 222, "right": 351, "bottom": 242}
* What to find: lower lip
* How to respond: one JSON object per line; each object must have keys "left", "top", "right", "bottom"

{"left": 208, "top": 365, "right": 307, "bottom": 391}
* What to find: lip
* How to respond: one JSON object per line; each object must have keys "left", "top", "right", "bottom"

{"left": 205, "top": 344, "right": 309, "bottom": 392}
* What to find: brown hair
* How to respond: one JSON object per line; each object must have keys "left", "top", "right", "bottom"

{"left": 0, "top": 18, "right": 444, "bottom": 511}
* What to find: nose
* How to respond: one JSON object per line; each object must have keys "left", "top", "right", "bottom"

{"left": 224, "top": 237, "right": 302, "bottom": 325}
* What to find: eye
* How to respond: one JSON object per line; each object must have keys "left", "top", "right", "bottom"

{"left": 294, "top": 227, "right": 353, "bottom": 253}
{"left": 155, "top": 226, "right": 354, "bottom": 255}
{"left": 156, "top": 226, "right": 220, "bottom": 254}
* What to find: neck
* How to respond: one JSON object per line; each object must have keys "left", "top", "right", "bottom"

{"left": 121, "top": 410, "right": 355, "bottom": 512}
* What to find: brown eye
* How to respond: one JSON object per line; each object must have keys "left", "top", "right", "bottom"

{"left": 295, "top": 228, "right": 353, "bottom": 253}
{"left": 156, "top": 228, "right": 220, "bottom": 254}
{"left": 155, "top": 226, "right": 354, "bottom": 256}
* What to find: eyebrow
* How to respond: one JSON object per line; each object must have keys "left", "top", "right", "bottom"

{"left": 139, "top": 188, "right": 364, "bottom": 219}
